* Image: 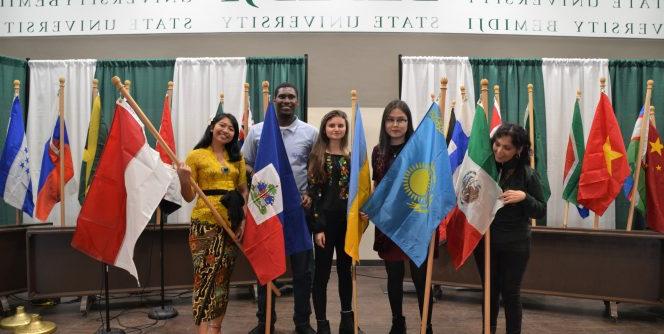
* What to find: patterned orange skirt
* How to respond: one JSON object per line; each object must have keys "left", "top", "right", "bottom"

{"left": 189, "top": 220, "right": 238, "bottom": 325}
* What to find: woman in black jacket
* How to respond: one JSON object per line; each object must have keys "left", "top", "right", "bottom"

{"left": 474, "top": 123, "right": 546, "bottom": 334}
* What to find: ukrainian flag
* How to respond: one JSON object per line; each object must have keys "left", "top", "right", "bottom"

{"left": 345, "top": 104, "right": 371, "bottom": 264}
{"left": 362, "top": 103, "right": 456, "bottom": 266}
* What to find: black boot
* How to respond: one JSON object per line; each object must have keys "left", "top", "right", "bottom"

{"left": 339, "top": 311, "right": 365, "bottom": 334}
{"left": 316, "top": 320, "right": 331, "bottom": 334}
{"left": 389, "top": 315, "right": 406, "bottom": 334}
{"left": 426, "top": 324, "right": 433, "bottom": 334}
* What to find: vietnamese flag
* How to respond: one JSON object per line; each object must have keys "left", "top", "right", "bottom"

{"left": 645, "top": 121, "right": 664, "bottom": 233}
{"left": 577, "top": 93, "right": 629, "bottom": 216}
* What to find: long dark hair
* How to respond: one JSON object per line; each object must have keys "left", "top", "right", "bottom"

{"left": 378, "top": 100, "right": 414, "bottom": 156}
{"left": 308, "top": 110, "right": 349, "bottom": 184}
{"left": 491, "top": 123, "right": 531, "bottom": 168}
{"left": 193, "top": 113, "right": 242, "bottom": 162}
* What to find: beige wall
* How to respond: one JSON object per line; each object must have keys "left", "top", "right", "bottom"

{"left": 2, "top": 32, "right": 662, "bottom": 260}
{"left": 1, "top": 33, "right": 663, "bottom": 108}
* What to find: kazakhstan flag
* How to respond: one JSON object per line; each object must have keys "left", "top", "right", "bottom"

{"left": 362, "top": 102, "right": 456, "bottom": 266}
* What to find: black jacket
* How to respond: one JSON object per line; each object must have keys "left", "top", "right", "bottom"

{"left": 491, "top": 159, "right": 546, "bottom": 243}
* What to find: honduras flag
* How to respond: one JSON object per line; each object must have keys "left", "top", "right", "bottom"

{"left": 362, "top": 102, "right": 456, "bottom": 266}
{"left": 0, "top": 97, "right": 34, "bottom": 216}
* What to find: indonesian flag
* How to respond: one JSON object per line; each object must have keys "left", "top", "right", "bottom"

{"left": 489, "top": 95, "right": 502, "bottom": 137}
{"left": 71, "top": 99, "right": 174, "bottom": 284}
{"left": 445, "top": 103, "right": 504, "bottom": 269}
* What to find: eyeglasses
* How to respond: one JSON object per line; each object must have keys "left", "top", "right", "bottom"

{"left": 386, "top": 118, "right": 408, "bottom": 125}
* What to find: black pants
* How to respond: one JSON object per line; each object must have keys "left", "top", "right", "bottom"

{"left": 256, "top": 249, "right": 314, "bottom": 326}
{"left": 384, "top": 258, "right": 433, "bottom": 325}
{"left": 473, "top": 238, "right": 530, "bottom": 334}
{"left": 312, "top": 209, "right": 353, "bottom": 320}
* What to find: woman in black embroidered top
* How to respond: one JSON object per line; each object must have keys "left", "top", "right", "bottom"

{"left": 307, "top": 110, "right": 361, "bottom": 334}
{"left": 473, "top": 123, "right": 546, "bottom": 334}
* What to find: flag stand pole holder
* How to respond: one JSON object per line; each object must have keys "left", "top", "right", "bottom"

{"left": 148, "top": 211, "right": 178, "bottom": 320}
{"left": 96, "top": 263, "right": 125, "bottom": 334}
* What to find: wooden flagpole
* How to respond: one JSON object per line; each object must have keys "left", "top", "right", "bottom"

{"left": 110, "top": 76, "right": 282, "bottom": 294}
{"left": 13, "top": 80, "right": 21, "bottom": 225}
{"left": 626, "top": 80, "right": 655, "bottom": 231}
{"left": 480, "top": 79, "right": 491, "bottom": 334}
{"left": 418, "top": 77, "right": 447, "bottom": 334}
{"left": 58, "top": 77, "right": 66, "bottom": 227}
{"left": 155, "top": 81, "right": 174, "bottom": 227}
{"left": 262, "top": 81, "right": 270, "bottom": 113}
{"left": 243, "top": 83, "right": 251, "bottom": 138}
{"left": 527, "top": 84, "right": 536, "bottom": 227}
{"left": 350, "top": 89, "right": 360, "bottom": 334}
{"left": 265, "top": 281, "right": 273, "bottom": 334}
{"left": 651, "top": 106, "right": 657, "bottom": 127}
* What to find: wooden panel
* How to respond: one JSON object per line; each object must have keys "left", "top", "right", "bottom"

{"left": 26, "top": 224, "right": 290, "bottom": 298}
{"left": 0, "top": 226, "right": 27, "bottom": 295}
{"left": 433, "top": 227, "right": 664, "bottom": 304}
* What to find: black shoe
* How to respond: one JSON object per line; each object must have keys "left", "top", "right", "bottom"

{"left": 339, "top": 311, "right": 365, "bottom": 334}
{"left": 249, "top": 323, "right": 275, "bottom": 334}
{"left": 295, "top": 323, "right": 316, "bottom": 334}
{"left": 316, "top": 320, "right": 331, "bottom": 334}
{"left": 426, "top": 324, "right": 433, "bottom": 334}
{"left": 389, "top": 315, "right": 406, "bottom": 334}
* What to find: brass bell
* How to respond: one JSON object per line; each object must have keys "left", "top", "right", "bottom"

{"left": 0, "top": 306, "right": 31, "bottom": 329}
{"left": 14, "top": 314, "right": 56, "bottom": 334}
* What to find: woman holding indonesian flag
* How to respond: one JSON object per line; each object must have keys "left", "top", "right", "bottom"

{"left": 176, "top": 113, "right": 248, "bottom": 334}
{"left": 474, "top": 123, "right": 546, "bottom": 334}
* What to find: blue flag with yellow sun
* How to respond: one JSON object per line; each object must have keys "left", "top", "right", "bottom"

{"left": 362, "top": 102, "right": 456, "bottom": 266}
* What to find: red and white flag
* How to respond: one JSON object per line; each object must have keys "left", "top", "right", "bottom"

{"left": 71, "top": 99, "right": 174, "bottom": 284}
{"left": 489, "top": 95, "right": 502, "bottom": 137}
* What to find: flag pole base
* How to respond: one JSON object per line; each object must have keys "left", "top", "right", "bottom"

{"left": 148, "top": 305, "right": 178, "bottom": 320}
{"left": 95, "top": 328, "right": 126, "bottom": 334}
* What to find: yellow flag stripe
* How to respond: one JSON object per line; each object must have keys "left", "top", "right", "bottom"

{"left": 345, "top": 159, "right": 371, "bottom": 263}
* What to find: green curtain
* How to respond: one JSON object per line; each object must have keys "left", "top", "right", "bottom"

{"left": 470, "top": 58, "right": 551, "bottom": 226}
{"left": 245, "top": 56, "right": 307, "bottom": 123}
{"left": 96, "top": 59, "right": 175, "bottom": 147}
{"left": 0, "top": 55, "right": 28, "bottom": 225}
{"left": 610, "top": 60, "right": 664, "bottom": 230}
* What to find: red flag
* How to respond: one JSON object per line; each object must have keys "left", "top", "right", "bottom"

{"left": 489, "top": 95, "right": 502, "bottom": 137}
{"left": 156, "top": 94, "right": 176, "bottom": 165}
{"left": 72, "top": 100, "right": 174, "bottom": 283}
{"left": 645, "top": 122, "right": 664, "bottom": 233}
{"left": 577, "top": 93, "right": 629, "bottom": 216}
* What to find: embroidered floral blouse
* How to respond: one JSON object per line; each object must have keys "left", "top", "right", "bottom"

{"left": 307, "top": 153, "right": 350, "bottom": 233}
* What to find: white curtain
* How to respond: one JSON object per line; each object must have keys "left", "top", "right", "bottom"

{"left": 542, "top": 58, "right": 613, "bottom": 228}
{"left": 27, "top": 59, "right": 96, "bottom": 226}
{"left": 170, "top": 57, "right": 247, "bottom": 223}
{"left": 400, "top": 56, "right": 475, "bottom": 130}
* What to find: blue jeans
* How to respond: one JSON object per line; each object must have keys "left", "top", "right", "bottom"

{"left": 256, "top": 249, "right": 314, "bottom": 326}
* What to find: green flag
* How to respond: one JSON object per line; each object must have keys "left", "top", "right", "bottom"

{"left": 78, "top": 93, "right": 107, "bottom": 204}
{"left": 562, "top": 99, "right": 590, "bottom": 218}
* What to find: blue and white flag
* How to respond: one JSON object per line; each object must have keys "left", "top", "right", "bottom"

{"left": 0, "top": 97, "right": 34, "bottom": 216}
